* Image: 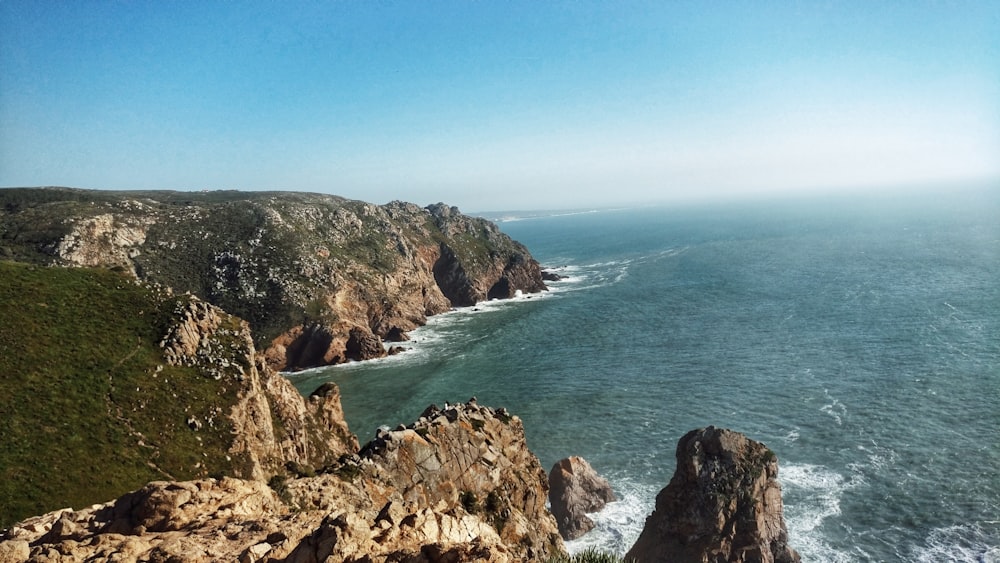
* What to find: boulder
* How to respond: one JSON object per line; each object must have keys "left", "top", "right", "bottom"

{"left": 345, "top": 326, "right": 387, "bottom": 361}
{"left": 385, "top": 326, "right": 410, "bottom": 342}
{"left": 625, "top": 427, "right": 800, "bottom": 563}
{"left": 541, "top": 269, "right": 564, "bottom": 282}
{"left": 548, "top": 456, "right": 616, "bottom": 540}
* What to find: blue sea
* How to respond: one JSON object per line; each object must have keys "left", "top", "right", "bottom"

{"left": 292, "top": 186, "right": 1000, "bottom": 562}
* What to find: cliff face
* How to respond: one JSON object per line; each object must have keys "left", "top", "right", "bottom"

{"left": 2, "top": 401, "right": 564, "bottom": 563}
{"left": 0, "top": 262, "right": 355, "bottom": 529}
{"left": 0, "top": 188, "right": 547, "bottom": 371}
{"left": 159, "top": 296, "right": 358, "bottom": 481}
{"left": 625, "top": 427, "right": 800, "bottom": 563}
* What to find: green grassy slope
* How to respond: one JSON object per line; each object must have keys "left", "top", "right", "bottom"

{"left": 0, "top": 262, "right": 245, "bottom": 529}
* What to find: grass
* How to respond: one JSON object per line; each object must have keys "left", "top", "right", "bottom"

{"left": 0, "top": 262, "right": 248, "bottom": 529}
{"left": 546, "top": 548, "right": 633, "bottom": 563}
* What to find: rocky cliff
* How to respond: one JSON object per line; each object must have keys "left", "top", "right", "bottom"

{"left": 0, "top": 262, "right": 354, "bottom": 529}
{"left": 1, "top": 400, "right": 564, "bottom": 563}
{"left": 0, "top": 188, "right": 547, "bottom": 371}
{"left": 625, "top": 427, "right": 800, "bottom": 563}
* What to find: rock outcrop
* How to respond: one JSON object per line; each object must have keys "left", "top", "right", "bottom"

{"left": 0, "top": 188, "right": 548, "bottom": 371}
{"left": 158, "top": 294, "right": 358, "bottom": 482}
{"left": 625, "top": 426, "right": 800, "bottom": 563}
{"left": 1, "top": 400, "right": 565, "bottom": 563}
{"left": 548, "top": 456, "right": 616, "bottom": 540}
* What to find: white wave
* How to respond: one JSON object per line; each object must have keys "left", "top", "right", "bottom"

{"left": 492, "top": 208, "right": 609, "bottom": 222}
{"left": 820, "top": 389, "right": 847, "bottom": 426}
{"left": 781, "top": 463, "right": 857, "bottom": 563}
{"left": 564, "top": 476, "right": 658, "bottom": 557}
{"left": 853, "top": 440, "right": 898, "bottom": 472}
{"left": 909, "top": 523, "right": 1000, "bottom": 563}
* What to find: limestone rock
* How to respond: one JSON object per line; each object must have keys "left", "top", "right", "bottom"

{"left": 548, "top": 456, "right": 616, "bottom": 540}
{"left": 53, "top": 210, "right": 153, "bottom": 276}
{"left": 625, "top": 427, "right": 800, "bottom": 563}
{"left": 334, "top": 400, "right": 564, "bottom": 561}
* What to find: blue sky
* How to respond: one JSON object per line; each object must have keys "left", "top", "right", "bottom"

{"left": 1, "top": 1, "right": 998, "bottom": 210}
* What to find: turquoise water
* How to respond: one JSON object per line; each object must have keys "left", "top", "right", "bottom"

{"left": 292, "top": 187, "right": 1000, "bottom": 562}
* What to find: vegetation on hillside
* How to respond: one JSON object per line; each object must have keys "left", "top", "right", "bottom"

{"left": 0, "top": 262, "right": 247, "bottom": 529}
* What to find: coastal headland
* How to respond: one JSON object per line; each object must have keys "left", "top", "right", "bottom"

{"left": 0, "top": 188, "right": 546, "bottom": 372}
{"left": 0, "top": 188, "right": 797, "bottom": 561}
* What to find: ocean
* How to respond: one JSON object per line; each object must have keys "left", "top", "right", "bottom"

{"left": 292, "top": 186, "right": 1000, "bottom": 562}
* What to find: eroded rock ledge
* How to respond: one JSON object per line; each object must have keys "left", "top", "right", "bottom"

{"left": 1, "top": 400, "right": 564, "bottom": 563}
{"left": 0, "top": 418, "right": 803, "bottom": 563}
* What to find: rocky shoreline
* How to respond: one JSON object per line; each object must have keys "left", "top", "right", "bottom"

{"left": 1, "top": 395, "right": 799, "bottom": 563}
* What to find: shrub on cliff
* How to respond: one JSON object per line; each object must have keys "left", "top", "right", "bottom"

{"left": 547, "top": 548, "right": 632, "bottom": 563}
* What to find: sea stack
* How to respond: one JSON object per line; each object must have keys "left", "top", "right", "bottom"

{"left": 548, "top": 456, "right": 616, "bottom": 540}
{"left": 626, "top": 426, "right": 800, "bottom": 563}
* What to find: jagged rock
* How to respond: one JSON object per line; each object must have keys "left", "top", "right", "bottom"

{"left": 3, "top": 479, "right": 290, "bottom": 562}
{"left": 385, "top": 326, "right": 410, "bottom": 342}
{"left": 625, "top": 427, "right": 801, "bottom": 563}
{"left": 1, "top": 260, "right": 362, "bottom": 529}
{"left": 52, "top": 211, "right": 153, "bottom": 276}
{"left": 345, "top": 326, "right": 387, "bottom": 361}
{"left": 2, "top": 401, "right": 564, "bottom": 563}
{"left": 267, "top": 323, "right": 343, "bottom": 370}
{"left": 158, "top": 294, "right": 358, "bottom": 481}
{"left": 548, "top": 456, "right": 616, "bottom": 540}
{"left": 541, "top": 269, "right": 564, "bottom": 282}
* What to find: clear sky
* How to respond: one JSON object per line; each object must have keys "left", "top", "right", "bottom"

{"left": 1, "top": 1, "right": 998, "bottom": 211}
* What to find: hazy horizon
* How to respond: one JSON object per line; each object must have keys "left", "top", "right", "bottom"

{"left": 2, "top": 2, "right": 998, "bottom": 211}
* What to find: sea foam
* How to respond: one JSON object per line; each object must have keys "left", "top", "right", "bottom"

{"left": 563, "top": 475, "right": 657, "bottom": 557}
{"left": 781, "top": 463, "right": 857, "bottom": 563}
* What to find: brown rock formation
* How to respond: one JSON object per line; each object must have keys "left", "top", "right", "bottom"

{"left": 548, "top": 456, "right": 616, "bottom": 540}
{"left": 625, "top": 427, "right": 800, "bottom": 563}
{"left": 1, "top": 400, "right": 564, "bottom": 562}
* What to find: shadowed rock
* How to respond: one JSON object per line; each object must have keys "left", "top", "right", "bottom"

{"left": 626, "top": 426, "right": 800, "bottom": 563}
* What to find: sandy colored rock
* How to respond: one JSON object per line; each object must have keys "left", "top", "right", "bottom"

{"left": 1, "top": 401, "right": 564, "bottom": 563}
